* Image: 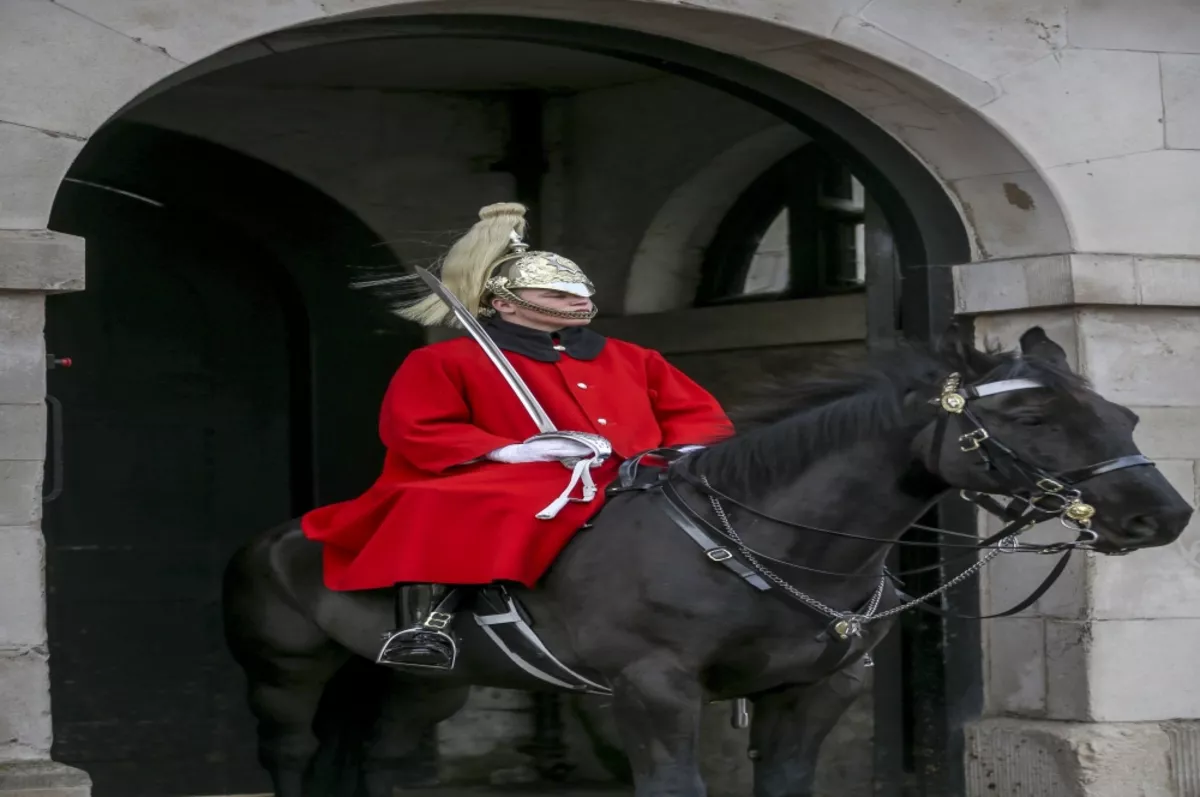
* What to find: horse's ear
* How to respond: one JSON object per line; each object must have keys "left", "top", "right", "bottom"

{"left": 1019, "top": 326, "right": 1070, "bottom": 368}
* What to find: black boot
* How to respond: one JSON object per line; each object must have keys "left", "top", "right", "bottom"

{"left": 377, "top": 584, "right": 460, "bottom": 670}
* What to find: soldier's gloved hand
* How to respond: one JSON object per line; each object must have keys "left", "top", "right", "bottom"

{"left": 487, "top": 438, "right": 597, "bottom": 464}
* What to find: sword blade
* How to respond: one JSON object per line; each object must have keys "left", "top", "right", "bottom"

{"left": 413, "top": 266, "right": 557, "bottom": 434}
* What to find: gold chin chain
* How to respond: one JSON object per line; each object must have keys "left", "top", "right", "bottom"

{"left": 483, "top": 285, "right": 598, "bottom": 321}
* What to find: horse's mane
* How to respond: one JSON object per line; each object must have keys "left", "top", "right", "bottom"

{"left": 686, "top": 335, "right": 1090, "bottom": 499}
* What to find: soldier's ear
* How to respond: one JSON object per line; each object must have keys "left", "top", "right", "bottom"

{"left": 491, "top": 297, "right": 516, "bottom": 315}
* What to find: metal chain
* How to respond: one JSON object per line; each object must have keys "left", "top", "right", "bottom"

{"left": 702, "top": 477, "right": 1017, "bottom": 633}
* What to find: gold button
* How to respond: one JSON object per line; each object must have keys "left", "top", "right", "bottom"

{"left": 577, "top": 383, "right": 588, "bottom": 389}
{"left": 553, "top": 345, "right": 566, "bottom": 351}
{"left": 598, "top": 418, "right": 608, "bottom": 425}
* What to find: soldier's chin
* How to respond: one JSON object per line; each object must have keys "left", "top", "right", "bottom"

{"left": 556, "top": 315, "right": 593, "bottom": 327}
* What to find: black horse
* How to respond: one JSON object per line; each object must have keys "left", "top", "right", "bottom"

{"left": 222, "top": 326, "right": 1192, "bottom": 797}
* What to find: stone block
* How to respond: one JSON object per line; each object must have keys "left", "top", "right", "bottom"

{"left": 1133, "top": 408, "right": 1200, "bottom": 460}
{"left": 1163, "top": 54, "right": 1200, "bottom": 150}
{"left": 0, "top": 294, "right": 45, "bottom": 404}
{"left": 860, "top": 0, "right": 1065, "bottom": 82}
{"left": 1164, "top": 721, "right": 1200, "bottom": 797}
{"left": 831, "top": 17, "right": 998, "bottom": 106}
{"left": 953, "top": 255, "right": 1076, "bottom": 314}
{"left": 0, "top": 231, "right": 85, "bottom": 293}
{"left": 982, "top": 49, "right": 1162, "bottom": 169}
{"left": 965, "top": 717, "right": 1173, "bottom": 797}
{"left": 320, "top": 0, "right": 869, "bottom": 40}
{"left": 1088, "top": 618, "right": 1200, "bottom": 722}
{"left": 983, "top": 617, "right": 1046, "bottom": 715}
{"left": 1067, "top": 0, "right": 1200, "bottom": 55}
{"left": 0, "top": 0, "right": 177, "bottom": 138}
{"left": 1092, "top": 460, "right": 1200, "bottom": 621}
{"left": 981, "top": 520, "right": 1089, "bottom": 619}
{"left": 1051, "top": 150, "right": 1200, "bottom": 257}
{"left": 0, "top": 462, "right": 42, "bottom": 527}
{"left": 52, "top": 0, "right": 326, "bottom": 63}
{"left": 754, "top": 44, "right": 911, "bottom": 111}
{"left": 1071, "top": 254, "right": 1140, "bottom": 306}
{"left": 317, "top": 0, "right": 816, "bottom": 54}
{"left": 0, "top": 528, "right": 46, "bottom": 648}
{"left": 954, "top": 254, "right": 1200, "bottom": 314}
{"left": 947, "top": 172, "right": 1071, "bottom": 258}
{"left": 1044, "top": 619, "right": 1091, "bottom": 721}
{"left": 869, "top": 105, "right": 1034, "bottom": 181}
{"left": 0, "top": 124, "right": 86, "bottom": 230}
{"left": 1135, "top": 257, "right": 1200, "bottom": 308}
{"left": 0, "top": 760, "right": 91, "bottom": 797}
{"left": 0, "top": 650, "right": 52, "bottom": 759}
{"left": 0, "top": 406, "right": 44, "bottom": 462}
{"left": 1076, "top": 308, "right": 1200, "bottom": 407}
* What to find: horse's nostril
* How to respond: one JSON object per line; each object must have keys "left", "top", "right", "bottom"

{"left": 1120, "top": 514, "right": 1161, "bottom": 541}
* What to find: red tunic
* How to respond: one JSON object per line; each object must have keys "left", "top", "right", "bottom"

{"left": 301, "top": 330, "right": 733, "bottom": 590}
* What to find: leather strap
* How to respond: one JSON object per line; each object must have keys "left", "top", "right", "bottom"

{"left": 906, "top": 544, "right": 1075, "bottom": 620}
{"left": 650, "top": 486, "right": 771, "bottom": 591}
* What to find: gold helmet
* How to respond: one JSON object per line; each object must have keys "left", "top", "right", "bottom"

{"left": 399, "top": 203, "right": 596, "bottom": 328}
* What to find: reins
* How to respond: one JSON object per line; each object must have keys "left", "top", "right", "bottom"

{"left": 652, "top": 371, "right": 1157, "bottom": 632}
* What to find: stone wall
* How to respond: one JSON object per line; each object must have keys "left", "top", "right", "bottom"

{"left": 5, "top": 1, "right": 1200, "bottom": 796}
{"left": 955, "top": 260, "right": 1200, "bottom": 796}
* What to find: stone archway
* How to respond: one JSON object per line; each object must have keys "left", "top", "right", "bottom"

{"left": 6, "top": 4, "right": 1167, "bottom": 797}
{"left": 2, "top": 0, "right": 1075, "bottom": 255}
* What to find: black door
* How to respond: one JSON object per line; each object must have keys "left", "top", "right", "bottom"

{"left": 44, "top": 182, "right": 300, "bottom": 797}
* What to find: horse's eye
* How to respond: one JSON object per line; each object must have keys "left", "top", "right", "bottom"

{"left": 1012, "top": 414, "right": 1043, "bottom": 427}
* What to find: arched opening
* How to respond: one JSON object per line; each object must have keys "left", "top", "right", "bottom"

{"left": 696, "top": 144, "right": 877, "bottom": 306}
{"left": 37, "top": 8, "right": 1014, "bottom": 797}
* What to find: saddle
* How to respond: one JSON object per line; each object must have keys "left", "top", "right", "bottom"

{"left": 377, "top": 448, "right": 683, "bottom": 694}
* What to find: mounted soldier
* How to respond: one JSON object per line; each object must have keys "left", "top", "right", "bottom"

{"left": 301, "top": 202, "right": 734, "bottom": 670}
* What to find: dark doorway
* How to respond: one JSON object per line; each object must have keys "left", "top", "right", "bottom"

{"left": 42, "top": 122, "right": 413, "bottom": 797}
{"left": 44, "top": 182, "right": 300, "bottom": 797}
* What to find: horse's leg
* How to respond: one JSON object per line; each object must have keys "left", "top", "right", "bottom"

{"left": 245, "top": 648, "right": 345, "bottom": 797}
{"left": 608, "top": 654, "right": 706, "bottom": 797}
{"left": 362, "top": 674, "right": 471, "bottom": 797}
{"left": 749, "top": 662, "right": 868, "bottom": 797}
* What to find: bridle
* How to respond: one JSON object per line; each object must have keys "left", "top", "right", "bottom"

{"left": 930, "top": 372, "right": 1154, "bottom": 554}
{"left": 652, "top": 371, "right": 1158, "bottom": 642}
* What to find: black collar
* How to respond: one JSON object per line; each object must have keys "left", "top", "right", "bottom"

{"left": 482, "top": 316, "right": 606, "bottom": 362}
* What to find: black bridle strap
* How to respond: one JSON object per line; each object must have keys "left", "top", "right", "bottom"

{"left": 672, "top": 467, "right": 1032, "bottom": 551}
{"left": 904, "top": 543, "right": 1076, "bottom": 620}
{"left": 1057, "top": 454, "right": 1154, "bottom": 484}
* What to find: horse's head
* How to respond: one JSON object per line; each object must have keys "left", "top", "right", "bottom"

{"left": 915, "top": 325, "right": 1192, "bottom": 554}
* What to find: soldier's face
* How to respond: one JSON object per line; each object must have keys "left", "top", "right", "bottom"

{"left": 492, "top": 289, "right": 594, "bottom": 331}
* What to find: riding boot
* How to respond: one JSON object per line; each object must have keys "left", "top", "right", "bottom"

{"left": 377, "top": 584, "right": 461, "bottom": 670}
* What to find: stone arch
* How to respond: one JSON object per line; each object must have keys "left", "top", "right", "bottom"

{"left": 4, "top": 0, "right": 1071, "bottom": 265}
{"left": 623, "top": 124, "right": 811, "bottom": 315}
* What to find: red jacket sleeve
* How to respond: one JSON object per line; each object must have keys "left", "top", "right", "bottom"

{"left": 379, "top": 347, "right": 519, "bottom": 474}
{"left": 644, "top": 350, "right": 734, "bottom": 446}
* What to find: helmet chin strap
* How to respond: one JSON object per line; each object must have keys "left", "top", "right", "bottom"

{"left": 483, "top": 287, "right": 598, "bottom": 321}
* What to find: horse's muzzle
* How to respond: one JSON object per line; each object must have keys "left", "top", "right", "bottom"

{"left": 1096, "top": 503, "right": 1193, "bottom": 553}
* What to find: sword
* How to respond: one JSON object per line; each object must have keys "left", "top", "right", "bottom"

{"left": 413, "top": 266, "right": 557, "bottom": 434}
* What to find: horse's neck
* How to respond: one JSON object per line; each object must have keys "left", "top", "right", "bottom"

{"left": 757, "top": 436, "right": 944, "bottom": 579}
